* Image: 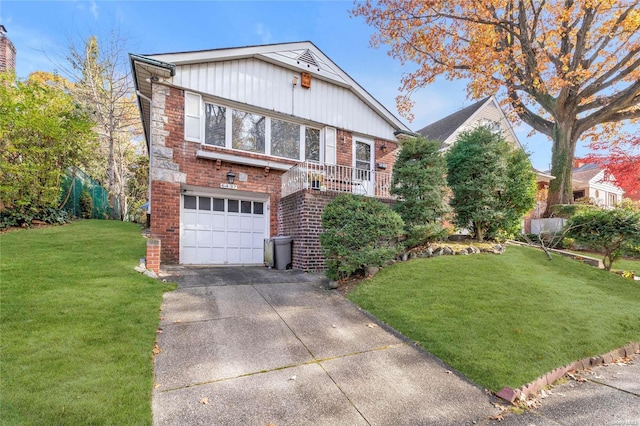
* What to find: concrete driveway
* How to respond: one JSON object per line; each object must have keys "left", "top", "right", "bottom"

{"left": 152, "top": 266, "right": 500, "bottom": 425}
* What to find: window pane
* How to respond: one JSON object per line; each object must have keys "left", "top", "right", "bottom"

{"left": 253, "top": 202, "right": 264, "bottom": 215}
{"left": 212, "top": 198, "right": 224, "bottom": 212}
{"left": 305, "top": 128, "right": 320, "bottom": 162}
{"left": 199, "top": 197, "right": 211, "bottom": 211}
{"left": 232, "top": 110, "right": 265, "bottom": 153}
{"left": 228, "top": 199, "right": 239, "bottom": 213}
{"left": 241, "top": 200, "right": 252, "bottom": 214}
{"left": 271, "top": 119, "right": 300, "bottom": 159}
{"left": 184, "top": 195, "right": 196, "bottom": 209}
{"left": 204, "top": 104, "right": 226, "bottom": 147}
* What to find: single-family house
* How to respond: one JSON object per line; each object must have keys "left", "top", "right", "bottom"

{"left": 571, "top": 160, "right": 624, "bottom": 207}
{"left": 131, "top": 41, "right": 411, "bottom": 271}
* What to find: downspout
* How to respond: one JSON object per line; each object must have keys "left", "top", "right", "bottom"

{"left": 136, "top": 89, "right": 153, "bottom": 220}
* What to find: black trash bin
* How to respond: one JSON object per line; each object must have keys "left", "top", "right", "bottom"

{"left": 273, "top": 236, "right": 293, "bottom": 270}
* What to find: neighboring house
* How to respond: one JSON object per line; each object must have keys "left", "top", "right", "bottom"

{"left": 571, "top": 160, "right": 624, "bottom": 207}
{"left": 415, "top": 96, "right": 554, "bottom": 234}
{"left": 416, "top": 96, "right": 523, "bottom": 151}
{"left": 131, "top": 41, "right": 411, "bottom": 270}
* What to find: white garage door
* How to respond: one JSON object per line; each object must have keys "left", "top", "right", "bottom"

{"left": 181, "top": 194, "right": 266, "bottom": 265}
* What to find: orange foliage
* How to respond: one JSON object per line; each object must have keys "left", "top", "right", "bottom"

{"left": 353, "top": 0, "right": 640, "bottom": 134}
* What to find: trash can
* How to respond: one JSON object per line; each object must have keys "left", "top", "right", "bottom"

{"left": 273, "top": 236, "right": 293, "bottom": 270}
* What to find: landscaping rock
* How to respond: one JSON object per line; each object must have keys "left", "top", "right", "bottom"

{"left": 457, "top": 250, "right": 468, "bottom": 255}
{"left": 144, "top": 269, "right": 158, "bottom": 279}
{"left": 365, "top": 266, "right": 380, "bottom": 277}
{"left": 401, "top": 253, "right": 409, "bottom": 262}
{"left": 328, "top": 280, "right": 339, "bottom": 290}
{"left": 442, "top": 246, "right": 453, "bottom": 255}
{"left": 135, "top": 265, "right": 146, "bottom": 273}
{"left": 409, "top": 251, "right": 417, "bottom": 259}
{"left": 432, "top": 247, "right": 442, "bottom": 256}
{"left": 492, "top": 244, "right": 506, "bottom": 254}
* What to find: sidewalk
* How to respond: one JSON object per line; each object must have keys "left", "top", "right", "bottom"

{"left": 490, "top": 354, "right": 640, "bottom": 425}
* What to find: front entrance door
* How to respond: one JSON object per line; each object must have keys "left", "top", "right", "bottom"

{"left": 353, "top": 138, "right": 374, "bottom": 196}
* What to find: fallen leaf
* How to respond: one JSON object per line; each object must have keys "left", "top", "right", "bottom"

{"left": 489, "top": 414, "right": 503, "bottom": 421}
{"left": 154, "top": 383, "right": 161, "bottom": 389}
{"left": 288, "top": 375, "right": 296, "bottom": 381}
{"left": 153, "top": 344, "right": 162, "bottom": 355}
{"left": 156, "top": 328, "right": 163, "bottom": 334}
{"left": 366, "top": 323, "right": 377, "bottom": 328}
{"left": 332, "top": 324, "right": 337, "bottom": 328}
{"left": 200, "top": 397, "right": 209, "bottom": 405}
{"left": 444, "top": 370, "right": 452, "bottom": 374}
{"left": 174, "top": 319, "right": 182, "bottom": 323}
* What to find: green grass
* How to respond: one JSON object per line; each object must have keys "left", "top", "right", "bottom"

{"left": 347, "top": 245, "right": 640, "bottom": 391}
{"left": 1, "top": 220, "right": 175, "bottom": 425}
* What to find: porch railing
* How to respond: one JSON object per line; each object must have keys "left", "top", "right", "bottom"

{"left": 281, "top": 161, "right": 393, "bottom": 199}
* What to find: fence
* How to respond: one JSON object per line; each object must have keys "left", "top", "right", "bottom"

{"left": 59, "top": 168, "right": 119, "bottom": 219}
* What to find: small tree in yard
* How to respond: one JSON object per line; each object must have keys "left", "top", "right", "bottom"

{"left": 320, "top": 194, "right": 404, "bottom": 281}
{"left": 565, "top": 206, "right": 640, "bottom": 271}
{"left": 446, "top": 126, "right": 536, "bottom": 241}
{"left": 391, "top": 137, "right": 449, "bottom": 246}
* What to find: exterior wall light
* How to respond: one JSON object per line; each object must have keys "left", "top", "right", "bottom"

{"left": 226, "top": 170, "right": 236, "bottom": 184}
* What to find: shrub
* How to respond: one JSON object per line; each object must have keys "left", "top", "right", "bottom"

{"left": 0, "top": 206, "right": 70, "bottom": 229}
{"left": 320, "top": 194, "right": 404, "bottom": 280}
{"left": 405, "top": 222, "right": 448, "bottom": 248}
{"left": 565, "top": 206, "right": 640, "bottom": 270}
{"left": 79, "top": 190, "right": 93, "bottom": 219}
{"left": 549, "top": 204, "right": 598, "bottom": 219}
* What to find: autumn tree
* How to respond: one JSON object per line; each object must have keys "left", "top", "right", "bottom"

{"left": 0, "top": 72, "right": 96, "bottom": 212}
{"left": 353, "top": 0, "right": 640, "bottom": 212}
{"left": 61, "top": 30, "right": 144, "bottom": 220}
{"left": 586, "top": 135, "right": 640, "bottom": 195}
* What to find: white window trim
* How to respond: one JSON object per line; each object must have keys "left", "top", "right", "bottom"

{"left": 197, "top": 95, "right": 322, "bottom": 163}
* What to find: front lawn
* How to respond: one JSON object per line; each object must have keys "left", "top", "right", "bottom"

{"left": 0, "top": 220, "right": 174, "bottom": 425}
{"left": 347, "top": 245, "right": 640, "bottom": 391}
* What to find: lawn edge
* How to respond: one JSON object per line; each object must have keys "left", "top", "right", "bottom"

{"left": 496, "top": 341, "right": 640, "bottom": 404}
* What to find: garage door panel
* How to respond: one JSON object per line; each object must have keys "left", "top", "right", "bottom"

{"left": 183, "top": 211, "right": 198, "bottom": 226}
{"left": 227, "top": 215, "right": 240, "bottom": 230}
{"left": 183, "top": 229, "right": 198, "bottom": 246}
{"left": 197, "top": 213, "right": 212, "bottom": 229}
{"left": 196, "top": 247, "right": 213, "bottom": 264}
{"left": 182, "top": 195, "right": 266, "bottom": 265}
{"left": 196, "top": 230, "right": 212, "bottom": 246}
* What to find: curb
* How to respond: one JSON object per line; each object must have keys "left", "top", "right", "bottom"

{"left": 496, "top": 342, "right": 640, "bottom": 404}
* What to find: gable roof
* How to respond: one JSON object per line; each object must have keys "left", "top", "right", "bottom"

{"left": 131, "top": 41, "right": 410, "bottom": 147}
{"left": 572, "top": 163, "right": 603, "bottom": 184}
{"left": 416, "top": 97, "right": 490, "bottom": 143}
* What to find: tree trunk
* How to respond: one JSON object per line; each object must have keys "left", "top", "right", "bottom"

{"left": 545, "top": 121, "right": 578, "bottom": 216}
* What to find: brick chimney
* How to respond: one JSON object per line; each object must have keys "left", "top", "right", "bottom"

{"left": 0, "top": 25, "right": 17, "bottom": 74}
{"left": 572, "top": 158, "right": 587, "bottom": 169}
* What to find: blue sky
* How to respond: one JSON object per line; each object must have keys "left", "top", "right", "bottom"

{"left": 0, "top": 0, "right": 604, "bottom": 170}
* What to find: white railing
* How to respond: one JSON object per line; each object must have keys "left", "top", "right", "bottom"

{"left": 281, "top": 162, "right": 393, "bottom": 199}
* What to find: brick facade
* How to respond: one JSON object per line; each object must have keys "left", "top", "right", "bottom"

{"left": 149, "top": 83, "right": 399, "bottom": 267}
{"left": 279, "top": 190, "right": 336, "bottom": 271}
{"left": 0, "top": 27, "right": 16, "bottom": 74}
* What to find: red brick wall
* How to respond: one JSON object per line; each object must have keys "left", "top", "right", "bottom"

{"left": 0, "top": 33, "right": 16, "bottom": 73}
{"left": 280, "top": 190, "right": 336, "bottom": 271}
{"left": 150, "top": 180, "right": 181, "bottom": 263}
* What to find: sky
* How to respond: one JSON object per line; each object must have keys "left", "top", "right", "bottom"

{"left": 0, "top": 0, "right": 612, "bottom": 171}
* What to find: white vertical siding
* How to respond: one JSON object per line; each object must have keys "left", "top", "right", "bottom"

{"left": 172, "top": 58, "right": 397, "bottom": 140}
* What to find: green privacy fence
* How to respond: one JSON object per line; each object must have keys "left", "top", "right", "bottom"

{"left": 59, "top": 168, "right": 120, "bottom": 219}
